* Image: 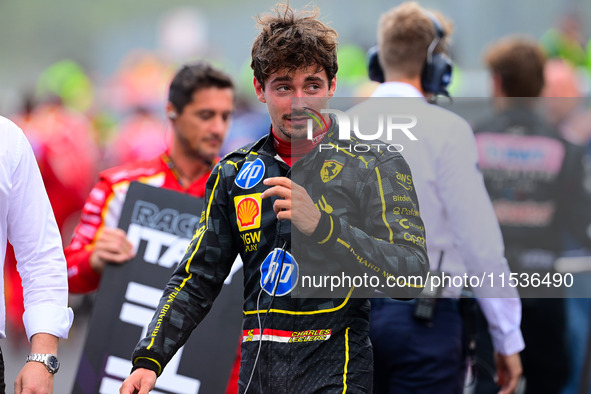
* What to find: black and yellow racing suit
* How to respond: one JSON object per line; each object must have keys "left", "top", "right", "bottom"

{"left": 131, "top": 119, "right": 429, "bottom": 393}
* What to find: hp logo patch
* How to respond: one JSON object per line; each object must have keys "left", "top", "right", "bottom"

{"left": 235, "top": 158, "right": 265, "bottom": 189}
{"left": 260, "top": 248, "right": 298, "bottom": 296}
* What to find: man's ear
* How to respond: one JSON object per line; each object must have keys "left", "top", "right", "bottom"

{"left": 328, "top": 76, "right": 337, "bottom": 98}
{"left": 253, "top": 77, "right": 266, "bottom": 103}
{"left": 165, "top": 102, "right": 177, "bottom": 119}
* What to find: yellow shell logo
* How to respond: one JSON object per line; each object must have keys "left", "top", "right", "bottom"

{"left": 234, "top": 194, "right": 262, "bottom": 231}
{"left": 237, "top": 198, "right": 259, "bottom": 227}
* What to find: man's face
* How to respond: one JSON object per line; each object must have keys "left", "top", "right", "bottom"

{"left": 254, "top": 66, "right": 336, "bottom": 142}
{"left": 171, "top": 87, "right": 234, "bottom": 162}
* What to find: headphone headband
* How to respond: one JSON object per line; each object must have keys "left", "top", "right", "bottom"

{"left": 425, "top": 11, "right": 445, "bottom": 39}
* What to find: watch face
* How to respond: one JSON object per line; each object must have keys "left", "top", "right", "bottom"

{"left": 48, "top": 355, "right": 59, "bottom": 372}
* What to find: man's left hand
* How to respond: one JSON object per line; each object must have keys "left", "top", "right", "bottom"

{"left": 261, "top": 177, "right": 320, "bottom": 236}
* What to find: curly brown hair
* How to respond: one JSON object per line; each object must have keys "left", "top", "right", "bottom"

{"left": 484, "top": 36, "right": 546, "bottom": 97}
{"left": 250, "top": 3, "right": 338, "bottom": 89}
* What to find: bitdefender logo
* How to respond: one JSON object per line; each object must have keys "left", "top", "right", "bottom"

{"left": 305, "top": 108, "right": 418, "bottom": 153}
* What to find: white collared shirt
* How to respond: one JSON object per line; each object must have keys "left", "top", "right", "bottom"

{"left": 349, "top": 82, "right": 524, "bottom": 355}
{"left": 0, "top": 116, "right": 73, "bottom": 340}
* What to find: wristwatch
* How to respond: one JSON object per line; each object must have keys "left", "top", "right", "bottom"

{"left": 25, "top": 353, "right": 60, "bottom": 374}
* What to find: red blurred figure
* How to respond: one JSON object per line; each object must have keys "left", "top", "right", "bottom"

{"left": 103, "top": 108, "right": 170, "bottom": 168}
{"left": 100, "top": 51, "right": 175, "bottom": 168}
{"left": 542, "top": 59, "right": 591, "bottom": 146}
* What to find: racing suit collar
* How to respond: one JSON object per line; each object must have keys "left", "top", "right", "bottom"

{"left": 254, "top": 114, "right": 339, "bottom": 168}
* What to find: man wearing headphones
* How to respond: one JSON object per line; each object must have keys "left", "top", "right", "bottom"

{"left": 65, "top": 62, "right": 235, "bottom": 293}
{"left": 355, "top": 2, "right": 524, "bottom": 393}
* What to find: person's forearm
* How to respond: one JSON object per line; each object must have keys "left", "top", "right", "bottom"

{"left": 30, "top": 333, "right": 58, "bottom": 354}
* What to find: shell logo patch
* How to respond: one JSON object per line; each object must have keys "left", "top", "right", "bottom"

{"left": 234, "top": 194, "right": 262, "bottom": 231}
{"left": 320, "top": 159, "right": 344, "bottom": 183}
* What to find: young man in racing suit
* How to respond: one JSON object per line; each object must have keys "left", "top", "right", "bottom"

{"left": 121, "top": 5, "right": 428, "bottom": 393}
{"left": 65, "top": 62, "right": 235, "bottom": 293}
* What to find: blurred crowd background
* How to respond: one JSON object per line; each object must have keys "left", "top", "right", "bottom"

{"left": 2, "top": 0, "right": 591, "bottom": 392}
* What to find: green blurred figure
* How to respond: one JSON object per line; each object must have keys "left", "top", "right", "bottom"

{"left": 540, "top": 10, "right": 587, "bottom": 68}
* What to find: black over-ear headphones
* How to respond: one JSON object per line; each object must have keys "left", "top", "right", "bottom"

{"left": 421, "top": 13, "right": 453, "bottom": 96}
{"left": 367, "top": 12, "right": 453, "bottom": 97}
{"left": 367, "top": 45, "right": 385, "bottom": 84}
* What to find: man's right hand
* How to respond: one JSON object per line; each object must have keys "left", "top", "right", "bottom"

{"left": 89, "top": 227, "right": 135, "bottom": 274}
{"left": 120, "top": 368, "right": 157, "bottom": 394}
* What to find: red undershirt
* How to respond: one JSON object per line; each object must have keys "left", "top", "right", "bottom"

{"left": 272, "top": 120, "right": 330, "bottom": 166}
